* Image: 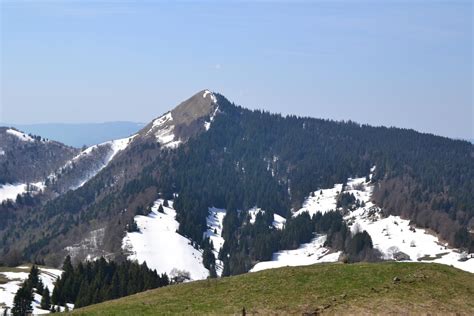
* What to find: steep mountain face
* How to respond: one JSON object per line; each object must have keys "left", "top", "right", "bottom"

{"left": 0, "top": 127, "right": 78, "bottom": 185}
{"left": 138, "top": 89, "right": 218, "bottom": 147}
{"left": 0, "top": 90, "right": 472, "bottom": 278}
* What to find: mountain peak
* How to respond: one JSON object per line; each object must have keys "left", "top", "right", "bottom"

{"left": 138, "top": 90, "right": 219, "bottom": 149}
{"left": 170, "top": 89, "right": 218, "bottom": 125}
{"left": 202, "top": 89, "right": 218, "bottom": 103}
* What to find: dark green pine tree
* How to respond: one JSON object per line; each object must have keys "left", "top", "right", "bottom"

{"left": 221, "top": 258, "right": 231, "bottom": 277}
{"left": 36, "top": 277, "right": 45, "bottom": 296}
{"left": 62, "top": 255, "right": 74, "bottom": 276}
{"left": 40, "top": 287, "right": 51, "bottom": 310}
{"left": 60, "top": 255, "right": 75, "bottom": 303}
{"left": 126, "top": 218, "right": 139, "bottom": 232}
{"left": 158, "top": 204, "right": 164, "bottom": 213}
{"left": 74, "top": 280, "right": 90, "bottom": 308}
{"left": 27, "top": 265, "right": 40, "bottom": 289}
{"left": 163, "top": 199, "right": 169, "bottom": 207}
{"left": 11, "top": 282, "right": 33, "bottom": 316}
{"left": 109, "top": 273, "right": 120, "bottom": 300}
{"left": 51, "top": 284, "right": 60, "bottom": 306}
{"left": 202, "top": 239, "right": 217, "bottom": 277}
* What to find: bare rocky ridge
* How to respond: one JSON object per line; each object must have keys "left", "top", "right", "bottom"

{"left": 137, "top": 89, "right": 218, "bottom": 147}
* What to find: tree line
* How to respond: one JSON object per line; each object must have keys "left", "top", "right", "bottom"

{"left": 51, "top": 256, "right": 169, "bottom": 309}
{"left": 10, "top": 265, "right": 54, "bottom": 315}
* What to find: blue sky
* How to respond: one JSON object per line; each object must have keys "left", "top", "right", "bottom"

{"left": 0, "top": 0, "right": 472, "bottom": 139}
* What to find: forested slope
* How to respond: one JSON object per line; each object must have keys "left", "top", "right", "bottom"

{"left": 1, "top": 92, "right": 472, "bottom": 272}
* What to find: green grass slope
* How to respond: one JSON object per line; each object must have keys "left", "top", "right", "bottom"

{"left": 71, "top": 262, "right": 474, "bottom": 315}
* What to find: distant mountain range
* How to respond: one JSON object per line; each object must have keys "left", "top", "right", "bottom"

{"left": 0, "top": 122, "right": 144, "bottom": 148}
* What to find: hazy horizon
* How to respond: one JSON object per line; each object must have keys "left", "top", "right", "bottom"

{"left": 1, "top": 1, "right": 472, "bottom": 140}
{"left": 2, "top": 110, "right": 473, "bottom": 145}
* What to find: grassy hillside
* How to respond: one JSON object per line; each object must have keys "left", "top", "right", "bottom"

{"left": 71, "top": 262, "right": 474, "bottom": 315}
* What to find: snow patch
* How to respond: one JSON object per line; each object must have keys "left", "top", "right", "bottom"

{"left": 204, "top": 207, "right": 226, "bottom": 255}
{"left": 204, "top": 106, "right": 219, "bottom": 131}
{"left": 0, "top": 266, "right": 70, "bottom": 314}
{"left": 203, "top": 90, "right": 217, "bottom": 104}
{"left": 150, "top": 112, "right": 173, "bottom": 130}
{"left": 109, "top": 136, "right": 136, "bottom": 157}
{"left": 6, "top": 129, "right": 34, "bottom": 142}
{"left": 0, "top": 184, "right": 27, "bottom": 203}
{"left": 148, "top": 113, "right": 182, "bottom": 149}
{"left": 247, "top": 207, "right": 287, "bottom": 230}
{"left": 204, "top": 207, "right": 226, "bottom": 275}
{"left": 0, "top": 182, "right": 45, "bottom": 203}
{"left": 55, "top": 135, "right": 137, "bottom": 190}
{"left": 251, "top": 235, "right": 341, "bottom": 272}
{"left": 273, "top": 213, "right": 287, "bottom": 230}
{"left": 293, "top": 183, "right": 343, "bottom": 217}
{"left": 122, "top": 199, "right": 209, "bottom": 280}
{"left": 73, "top": 135, "right": 136, "bottom": 166}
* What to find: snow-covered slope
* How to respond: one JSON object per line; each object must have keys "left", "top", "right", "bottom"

{"left": 0, "top": 182, "right": 45, "bottom": 203}
{"left": 0, "top": 266, "right": 71, "bottom": 314}
{"left": 293, "top": 183, "right": 343, "bottom": 217}
{"left": 0, "top": 184, "right": 29, "bottom": 203}
{"left": 122, "top": 199, "right": 210, "bottom": 280}
{"left": 147, "top": 113, "right": 181, "bottom": 149}
{"left": 248, "top": 207, "right": 287, "bottom": 230}
{"left": 203, "top": 207, "right": 226, "bottom": 275}
{"left": 252, "top": 170, "right": 474, "bottom": 274}
{"left": 5, "top": 129, "right": 35, "bottom": 142}
{"left": 50, "top": 135, "right": 137, "bottom": 191}
{"left": 73, "top": 135, "right": 137, "bottom": 188}
{"left": 251, "top": 235, "right": 341, "bottom": 272}
{"left": 342, "top": 176, "right": 474, "bottom": 273}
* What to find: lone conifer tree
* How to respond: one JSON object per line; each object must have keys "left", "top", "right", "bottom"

{"left": 27, "top": 265, "right": 40, "bottom": 289}
{"left": 41, "top": 287, "right": 51, "bottom": 310}
{"left": 11, "top": 282, "right": 33, "bottom": 316}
